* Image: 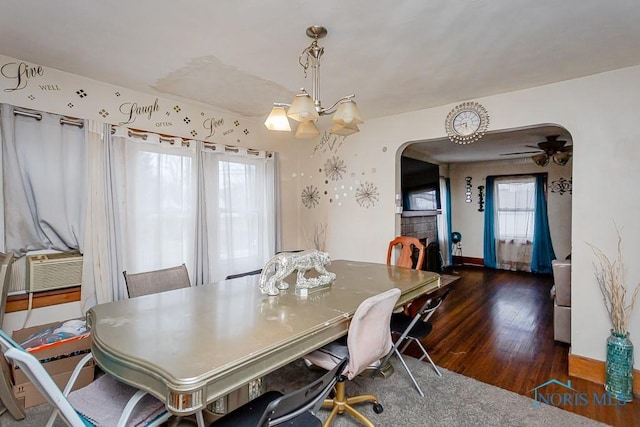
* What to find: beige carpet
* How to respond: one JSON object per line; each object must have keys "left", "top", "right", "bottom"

{"left": 0, "top": 355, "right": 607, "bottom": 427}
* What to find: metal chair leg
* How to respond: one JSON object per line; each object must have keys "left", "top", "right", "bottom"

{"left": 393, "top": 349, "right": 424, "bottom": 397}
{"left": 413, "top": 339, "right": 442, "bottom": 376}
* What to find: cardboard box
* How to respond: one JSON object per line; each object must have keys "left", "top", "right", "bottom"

{"left": 12, "top": 364, "right": 94, "bottom": 408}
{"left": 11, "top": 321, "right": 95, "bottom": 408}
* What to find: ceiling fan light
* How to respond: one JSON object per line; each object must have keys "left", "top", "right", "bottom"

{"left": 532, "top": 153, "right": 549, "bottom": 167}
{"left": 332, "top": 100, "right": 364, "bottom": 125}
{"left": 552, "top": 151, "right": 571, "bottom": 166}
{"left": 294, "top": 120, "right": 320, "bottom": 139}
{"left": 287, "top": 91, "right": 319, "bottom": 122}
{"left": 264, "top": 105, "right": 291, "bottom": 131}
{"left": 330, "top": 121, "right": 360, "bottom": 136}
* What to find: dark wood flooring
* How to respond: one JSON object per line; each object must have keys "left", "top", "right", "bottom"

{"left": 405, "top": 266, "right": 639, "bottom": 426}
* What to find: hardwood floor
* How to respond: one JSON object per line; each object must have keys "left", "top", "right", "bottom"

{"left": 407, "top": 266, "right": 639, "bottom": 426}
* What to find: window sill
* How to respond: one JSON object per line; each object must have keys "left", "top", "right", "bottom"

{"left": 6, "top": 287, "right": 81, "bottom": 313}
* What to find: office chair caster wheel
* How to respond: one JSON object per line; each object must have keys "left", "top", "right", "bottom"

{"left": 373, "top": 403, "right": 383, "bottom": 414}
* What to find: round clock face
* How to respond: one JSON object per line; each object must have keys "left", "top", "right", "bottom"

{"left": 445, "top": 102, "right": 489, "bottom": 144}
{"left": 453, "top": 110, "right": 481, "bottom": 136}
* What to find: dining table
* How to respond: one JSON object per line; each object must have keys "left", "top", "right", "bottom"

{"left": 86, "top": 260, "right": 440, "bottom": 425}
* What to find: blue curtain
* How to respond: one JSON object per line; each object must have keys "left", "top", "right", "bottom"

{"left": 531, "top": 174, "right": 556, "bottom": 273}
{"left": 483, "top": 176, "right": 497, "bottom": 268}
{"left": 445, "top": 178, "right": 453, "bottom": 266}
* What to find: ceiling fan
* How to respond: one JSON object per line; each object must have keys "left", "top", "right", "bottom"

{"left": 501, "top": 135, "right": 572, "bottom": 166}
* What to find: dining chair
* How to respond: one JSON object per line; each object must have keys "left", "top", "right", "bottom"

{"left": 387, "top": 236, "right": 427, "bottom": 318}
{"left": 379, "top": 288, "right": 451, "bottom": 397}
{"left": 387, "top": 236, "right": 426, "bottom": 270}
{"left": 225, "top": 268, "right": 263, "bottom": 280}
{"left": 0, "top": 252, "right": 14, "bottom": 333}
{"left": 210, "top": 357, "right": 348, "bottom": 427}
{"left": 122, "top": 263, "right": 202, "bottom": 425}
{"left": 303, "top": 288, "right": 401, "bottom": 427}
{"left": 0, "top": 252, "right": 24, "bottom": 421}
{"left": 123, "top": 263, "right": 191, "bottom": 298}
{"left": 0, "top": 329, "right": 171, "bottom": 427}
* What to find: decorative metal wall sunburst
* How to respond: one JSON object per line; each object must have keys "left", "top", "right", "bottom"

{"left": 324, "top": 156, "right": 346, "bottom": 181}
{"left": 355, "top": 181, "right": 379, "bottom": 208}
{"left": 301, "top": 185, "right": 320, "bottom": 209}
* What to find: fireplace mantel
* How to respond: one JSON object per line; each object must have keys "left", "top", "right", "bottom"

{"left": 401, "top": 210, "right": 441, "bottom": 217}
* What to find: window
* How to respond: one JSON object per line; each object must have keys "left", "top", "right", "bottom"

{"left": 202, "top": 149, "right": 276, "bottom": 282}
{"left": 484, "top": 173, "right": 555, "bottom": 273}
{"left": 495, "top": 176, "right": 535, "bottom": 241}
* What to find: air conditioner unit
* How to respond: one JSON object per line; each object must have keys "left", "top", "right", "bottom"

{"left": 27, "top": 253, "right": 83, "bottom": 293}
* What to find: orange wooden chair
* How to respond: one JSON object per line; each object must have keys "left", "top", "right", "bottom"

{"left": 387, "top": 236, "right": 428, "bottom": 318}
{"left": 386, "top": 236, "right": 426, "bottom": 270}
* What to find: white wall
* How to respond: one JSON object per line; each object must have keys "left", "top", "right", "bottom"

{"left": 289, "top": 65, "right": 640, "bottom": 368}
{"left": 449, "top": 157, "right": 572, "bottom": 260}
{"left": 3, "top": 303, "right": 83, "bottom": 335}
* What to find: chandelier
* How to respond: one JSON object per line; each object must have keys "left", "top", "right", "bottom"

{"left": 264, "top": 26, "right": 364, "bottom": 138}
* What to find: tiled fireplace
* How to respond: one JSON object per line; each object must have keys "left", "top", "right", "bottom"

{"left": 400, "top": 213, "right": 438, "bottom": 244}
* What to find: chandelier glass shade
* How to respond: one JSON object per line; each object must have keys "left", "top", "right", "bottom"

{"left": 264, "top": 26, "right": 363, "bottom": 138}
{"left": 295, "top": 120, "right": 320, "bottom": 139}
{"left": 263, "top": 105, "right": 291, "bottom": 131}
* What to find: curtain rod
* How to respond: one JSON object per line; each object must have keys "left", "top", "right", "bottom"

{"left": 205, "top": 143, "right": 272, "bottom": 158}
{"left": 112, "top": 126, "right": 272, "bottom": 157}
{"left": 14, "top": 109, "right": 84, "bottom": 128}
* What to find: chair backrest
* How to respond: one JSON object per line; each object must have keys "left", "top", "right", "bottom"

{"left": 0, "top": 252, "right": 14, "bottom": 328}
{"left": 124, "top": 263, "right": 191, "bottom": 298}
{"left": 225, "top": 268, "right": 263, "bottom": 280}
{"left": 416, "top": 288, "right": 451, "bottom": 323}
{"left": 0, "top": 329, "right": 84, "bottom": 426}
{"left": 259, "top": 357, "right": 348, "bottom": 426}
{"left": 345, "top": 288, "right": 401, "bottom": 379}
{"left": 552, "top": 259, "right": 571, "bottom": 307}
{"left": 387, "top": 236, "right": 425, "bottom": 270}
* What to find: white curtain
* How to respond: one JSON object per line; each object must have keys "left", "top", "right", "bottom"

{"left": 81, "top": 121, "right": 114, "bottom": 309}
{"left": 1, "top": 109, "right": 279, "bottom": 305}
{"left": 494, "top": 176, "right": 535, "bottom": 272}
{"left": 109, "top": 127, "right": 199, "bottom": 300}
{"left": 201, "top": 144, "right": 276, "bottom": 282}
{"left": 437, "top": 177, "right": 451, "bottom": 267}
{"left": 0, "top": 105, "right": 86, "bottom": 255}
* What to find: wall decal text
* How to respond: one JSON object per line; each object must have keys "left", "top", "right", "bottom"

{"left": 119, "top": 98, "right": 160, "bottom": 125}
{"left": 1, "top": 61, "right": 44, "bottom": 92}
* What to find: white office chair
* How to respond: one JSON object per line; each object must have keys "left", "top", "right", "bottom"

{"left": 304, "top": 288, "right": 401, "bottom": 427}
{"left": 0, "top": 329, "right": 171, "bottom": 427}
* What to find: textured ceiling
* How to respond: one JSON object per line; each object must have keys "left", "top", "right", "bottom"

{"left": 1, "top": 0, "right": 639, "bottom": 161}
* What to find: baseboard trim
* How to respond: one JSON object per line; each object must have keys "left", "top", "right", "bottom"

{"left": 569, "top": 353, "right": 640, "bottom": 391}
{"left": 452, "top": 256, "right": 484, "bottom": 266}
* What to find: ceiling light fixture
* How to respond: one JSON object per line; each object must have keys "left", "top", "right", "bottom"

{"left": 531, "top": 136, "right": 572, "bottom": 167}
{"left": 264, "top": 26, "right": 364, "bottom": 139}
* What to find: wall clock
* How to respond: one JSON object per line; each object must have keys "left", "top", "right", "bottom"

{"left": 445, "top": 102, "right": 490, "bottom": 144}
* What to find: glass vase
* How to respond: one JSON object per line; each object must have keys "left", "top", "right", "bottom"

{"left": 605, "top": 330, "right": 634, "bottom": 402}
